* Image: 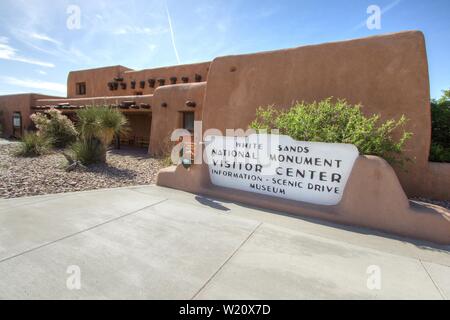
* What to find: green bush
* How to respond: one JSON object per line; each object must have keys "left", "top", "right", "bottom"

{"left": 430, "top": 90, "right": 450, "bottom": 162}
{"left": 15, "top": 132, "right": 52, "bottom": 157}
{"left": 250, "top": 98, "right": 412, "bottom": 165}
{"left": 68, "top": 138, "right": 105, "bottom": 165}
{"left": 70, "top": 106, "right": 127, "bottom": 165}
{"left": 30, "top": 108, "right": 77, "bottom": 148}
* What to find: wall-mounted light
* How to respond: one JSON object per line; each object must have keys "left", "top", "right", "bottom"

{"left": 185, "top": 100, "right": 196, "bottom": 108}
{"left": 181, "top": 158, "right": 192, "bottom": 169}
{"left": 170, "top": 77, "right": 177, "bottom": 84}
{"left": 148, "top": 79, "right": 156, "bottom": 88}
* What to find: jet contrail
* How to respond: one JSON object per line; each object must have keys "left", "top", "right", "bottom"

{"left": 165, "top": 2, "right": 181, "bottom": 64}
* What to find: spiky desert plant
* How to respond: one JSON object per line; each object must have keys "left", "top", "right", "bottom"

{"left": 73, "top": 106, "right": 127, "bottom": 164}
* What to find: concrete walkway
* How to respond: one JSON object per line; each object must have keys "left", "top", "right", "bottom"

{"left": 0, "top": 185, "right": 449, "bottom": 299}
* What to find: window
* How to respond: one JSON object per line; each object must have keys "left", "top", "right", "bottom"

{"left": 76, "top": 82, "right": 86, "bottom": 95}
{"left": 182, "top": 112, "right": 195, "bottom": 133}
{"left": 12, "top": 112, "right": 22, "bottom": 128}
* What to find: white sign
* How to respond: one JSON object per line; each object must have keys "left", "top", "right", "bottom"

{"left": 205, "top": 134, "right": 359, "bottom": 206}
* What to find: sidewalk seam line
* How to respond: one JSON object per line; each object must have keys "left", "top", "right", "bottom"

{"left": 419, "top": 259, "right": 446, "bottom": 300}
{"left": 191, "top": 221, "right": 263, "bottom": 300}
{"left": 0, "top": 198, "right": 168, "bottom": 265}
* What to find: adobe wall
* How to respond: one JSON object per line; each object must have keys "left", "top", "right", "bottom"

{"left": 201, "top": 31, "right": 440, "bottom": 198}
{"left": 67, "top": 62, "right": 210, "bottom": 99}
{"left": 149, "top": 82, "right": 206, "bottom": 155}
{"left": 0, "top": 94, "right": 63, "bottom": 137}
{"left": 67, "top": 65, "right": 131, "bottom": 98}
{"left": 122, "top": 62, "right": 210, "bottom": 96}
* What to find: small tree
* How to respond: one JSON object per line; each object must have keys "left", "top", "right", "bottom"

{"left": 250, "top": 98, "right": 412, "bottom": 165}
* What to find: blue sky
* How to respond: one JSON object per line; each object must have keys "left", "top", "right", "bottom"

{"left": 0, "top": 0, "right": 449, "bottom": 98}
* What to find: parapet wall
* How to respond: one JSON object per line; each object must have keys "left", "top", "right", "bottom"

{"left": 67, "top": 62, "right": 210, "bottom": 99}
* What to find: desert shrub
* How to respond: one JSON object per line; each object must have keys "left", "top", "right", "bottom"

{"left": 430, "top": 91, "right": 450, "bottom": 162}
{"left": 71, "top": 106, "right": 127, "bottom": 165}
{"left": 30, "top": 108, "right": 77, "bottom": 148}
{"left": 68, "top": 139, "right": 105, "bottom": 165}
{"left": 250, "top": 98, "right": 412, "bottom": 165}
{"left": 15, "top": 132, "right": 52, "bottom": 157}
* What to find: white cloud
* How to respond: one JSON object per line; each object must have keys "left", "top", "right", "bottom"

{"left": 29, "top": 32, "right": 62, "bottom": 45}
{"left": 36, "top": 69, "right": 47, "bottom": 75}
{"left": 0, "top": 36, "right": 55, "bottom": 68}
{"left": 0, "top": 76, "right": 66, "bottom": 95}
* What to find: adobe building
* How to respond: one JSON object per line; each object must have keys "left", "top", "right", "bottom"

{"left": 0, "top": 62, "right": 210, "bottom": 151}
{"left": 1, "top": 31, "right": 449, "bottom": 243}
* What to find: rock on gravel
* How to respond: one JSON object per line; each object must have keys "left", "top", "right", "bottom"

{"left": 0, "top": 144, "right": 166, "bottom": 199}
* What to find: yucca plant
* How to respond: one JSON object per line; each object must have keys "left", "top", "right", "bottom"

{"left": 15, "top": 132, "right": 52, "bottom": 157}
{"left": 67, "top": 139, "right": 105, "bottom": 166}
{"left": 73, "top": 106, "right": 128, "bottom": 164}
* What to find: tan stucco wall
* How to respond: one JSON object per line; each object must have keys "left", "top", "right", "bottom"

{"left": 67, "top": 62, "right": 210, "bottom": 99}
{"left": 67, "top": 65, "right": 131, "bottom": 98}
{"left": 200, "top": 31, "right": 437, "bottom": 198}
{"left": 122, "top": 62, "right": 210, "bottom": 96}
{"left": 0, "top": 93, "right": 63, "bottom": 137}
{"left": 149, "top": 82, "right": 206, "bottom": 155}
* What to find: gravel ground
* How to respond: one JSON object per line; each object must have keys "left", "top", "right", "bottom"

{"left": 0, "top": 142, "right": 449, "bottom": 211}
{"left": 0, "top": 143, "right": 166, "bottom": 199}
